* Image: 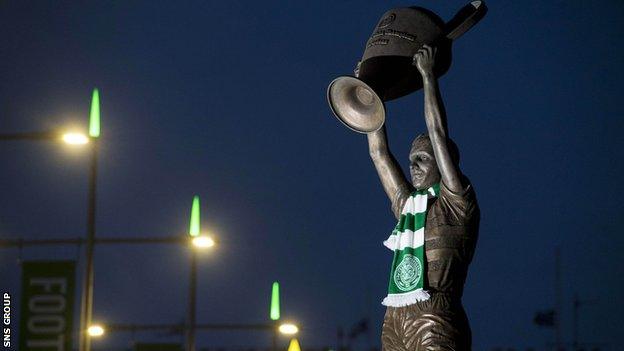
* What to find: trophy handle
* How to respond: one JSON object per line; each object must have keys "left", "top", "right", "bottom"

{"left": 327, "top": 76, "right": 386, "bottom": 134}
{"left": 445, "top": 1, "right": 488, "bottom": 40}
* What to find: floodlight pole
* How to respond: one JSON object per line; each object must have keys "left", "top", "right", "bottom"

{"left": 79, "top": 138, "right": 98, "bottom": 351}
{"left": 187, "top": 249, "right": 198, "bottom": 351}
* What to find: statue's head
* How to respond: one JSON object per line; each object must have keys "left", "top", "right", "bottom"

{"left": 409, "top": 134, "right": 459, "bottom": 190}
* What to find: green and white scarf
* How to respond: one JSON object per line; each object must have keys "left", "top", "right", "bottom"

{"left": 382, "top": 184, "right": 440, "bottom": 307}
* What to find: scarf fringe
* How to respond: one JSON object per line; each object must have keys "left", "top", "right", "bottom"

{"left": 381, "top": 289, "right": 430, "bottom": 307}
{"left": 382, "top": 236, "right": 396, "bottom": 251}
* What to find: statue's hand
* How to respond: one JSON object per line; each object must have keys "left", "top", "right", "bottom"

{"left": 354, "top": 61, "right": 361, "bottom": 78}
{"left": 413, "top": 45, "right": 437, "bottom": 77}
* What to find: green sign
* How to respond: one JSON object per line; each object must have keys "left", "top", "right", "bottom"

{"left": 135, "top": 343, "right": 184, "bottom": 351}
{"left": 18, "top": 260, "right": 76, "bottom": 351}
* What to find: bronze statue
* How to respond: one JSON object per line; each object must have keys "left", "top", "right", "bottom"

{"left": 327, "top": 3, "right": 486, "bottom": 350}
{"left": 370, "top": 45, "right": 480, "bottom": 351}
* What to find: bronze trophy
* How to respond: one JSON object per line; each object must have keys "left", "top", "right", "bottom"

{"left": 327, "top": 1, "right": 487, "bottom": 133}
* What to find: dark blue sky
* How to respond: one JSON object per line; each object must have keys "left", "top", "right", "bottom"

{"left": 1, "top": 1, "right": 623, "bottom": 350}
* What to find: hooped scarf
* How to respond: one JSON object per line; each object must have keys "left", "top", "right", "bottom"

{"left": 382, "top": 184, "right": 440, "bottom": 307}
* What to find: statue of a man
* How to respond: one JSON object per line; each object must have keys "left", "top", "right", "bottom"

{"left": 366, "top": 45, "right": 480, "bottom": 350}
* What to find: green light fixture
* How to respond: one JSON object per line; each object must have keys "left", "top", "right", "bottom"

{"left": 270, "top": 281, "right": 280, "bottom": 320}
{"left": 89, "top": 88, "right": 100, "bottom": 138}
{"left": 189, "top": 195, "right": 200, "bottom": 237}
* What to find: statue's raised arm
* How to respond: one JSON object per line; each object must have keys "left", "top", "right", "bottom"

{"left": 367, "top": 126, "right": 411, "bottom": 219}
{"left": 358, "top": 60, "right": 411, "bottom": 220}
{"left": 413, "top": 45, "right": 463, "bottom": 193}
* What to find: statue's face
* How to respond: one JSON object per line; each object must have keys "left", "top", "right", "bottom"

{"left": 409, "top": 144, "right": 441, "bottom": 190}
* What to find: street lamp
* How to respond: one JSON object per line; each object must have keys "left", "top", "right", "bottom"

{"left": 0, "top": 90, "right": 97, "bottom": 351}
{"left": 79, "top": 88, "right": 101, "bottom": 351}
{"left": 87, "top": 325, "right": 105, "bottom": 337}
{"left": 278, "top": 323, "right": 299, "bottom": 335}
{"left": 192, "top": 235, "right": 215, "bottom": 248}
{"left": 187, "top": 195, "right": 215, "bottom": 351}
{"left": 62, "top": 132, "right": 89, "bottom": 145}
{"left": 268, "top": 283, "right": 301, "bottom": 348}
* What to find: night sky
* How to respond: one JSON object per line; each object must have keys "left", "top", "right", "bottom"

{"left": 1, "top": 1, "right": 624, "bottom": 350}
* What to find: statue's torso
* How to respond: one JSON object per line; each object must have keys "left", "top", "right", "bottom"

{"left": 384, "top": 180, "right": 480, "bottom": 350}
{"left": 394, "top": 179, "right": 480, "bottom": 298}
{"left": 424, "top": 181, "right": 480, "bottom": 296}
